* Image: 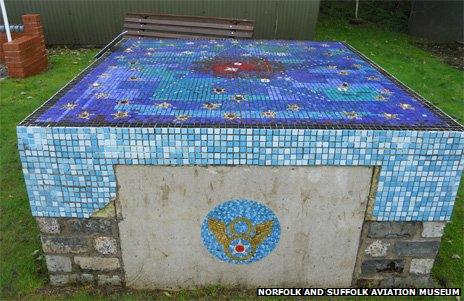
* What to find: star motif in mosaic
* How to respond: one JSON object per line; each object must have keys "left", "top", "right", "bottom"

{"left": 338, "top": 82, "right": 350, "bottom": 92}
{"left": 287, "top": 104, "right": 300, "bottom": 112}
{"left": 400, "top": 103, "right": 413, "bottom": 110}
{"left": 262, "top": 110, "right": 277, "bottom": 118}
{"left": 233, "top": 94, "right": 246, "bottom": 103}
{"left": 157, "top": 102, "right": 172, "bottom": 109}
{"left": 175, "top": 114, "right": 190, "bottom": 122}
{"left": 62, "top": 102, "right": 77, "bottom": 110}
{"left": 112, "top": 111, "right": 128, "bottom": 119}
{"left": 117, "top": 99, "right": 130, "bottom": 105}
{"left": 95, "top": 93, "right": 108, "bottom": 99}
{"left": 375, "top": 94, "right": 387, "bottom": 101}
{"left": 344, "top": 111, "right": 359, "bottom": 120}
{"left": 78, "top": 111, "right": 92, "bottom": 119}
{"left": 31, "top": 38, "right": 451, "bottom": 127}
{"left": 381, "top": 88, "right": 392, "bottom": 95}
{"left": 213, "top": 87, "right": 226, "bottom": 94}
{"left": 383, "top": 113, "right": 398, "bottom": 120}
{"left": 224, "top": 112, "right": 240, "bottom": 121}
{"left": 203, "top": 102, "right": 221, "bottom": 110}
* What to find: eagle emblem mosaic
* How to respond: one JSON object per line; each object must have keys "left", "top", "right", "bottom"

{"left": 201, "top": 200, "right": 280, "bottom": 264}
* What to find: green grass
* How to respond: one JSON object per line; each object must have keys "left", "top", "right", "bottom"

{"left": 0, "top": 49, "right": 98, "bottom": 298}
{"left": 1, "top": 18, "right": 463, "bottom": 300}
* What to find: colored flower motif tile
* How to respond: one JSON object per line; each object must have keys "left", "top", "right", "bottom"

{"left": 201, "top": 199, "right": 280, "bottom": 264}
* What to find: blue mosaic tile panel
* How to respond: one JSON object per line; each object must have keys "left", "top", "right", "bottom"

{"left": 22, "top": 38, "right": 459, "bottom": 129}
{"left": 201, "top": 199, "right": 280, "bottom": 264}
{"left": 17, "top": 126, "right": 464, "bottom": 221}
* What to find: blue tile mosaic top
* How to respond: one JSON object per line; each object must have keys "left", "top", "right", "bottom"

{"left": 23, "top": 38, "right": 460, "bottom": 129}
{"left": 18, "top": 37, "right": 464, "bottom": 222}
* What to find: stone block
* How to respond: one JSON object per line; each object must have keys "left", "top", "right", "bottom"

{"left": 74, "top": 256, "right": 120, "bottom": 271}
{"left": 361, "top": 259, "right": 404, "bottom": 275}
{"left": 410, "top": 258, "right": 434, "bottom": 275}
{"left": 365, "top": 240, "right": 390, "bottom": 257}
{"left": 80, "top": 273, "right": 94, "bottom": 283}
{"left": 36, "top": 217, "right": 60, "bottom": 234}
{"left": 379, "top": 276, "right": 433, "bottom": 288}
{"left": 41, "top": 236, "right": 90, "bottom": 254}
{"left": 94, "top": 237, "right": 117, "bottom": 255}
{"left": 49, "top": 274, "right": 68, "bottom": 286}
{"left": 355, "top": 278, "right": 380, "bottom": 287}
{"left": 45, "top": 255, "right": 72, "bottom": 273}
{"left": 368, "top": 222, "right": 418, "bottom": 238}
{"left": 49, "top": 274, "right": 79, "bottom": 286}
{"left": 394, "top": 241, "right": 440, "bottom": 257}
{"left": 422, "top": 222, "right": 446, "bottom": 238}
{"left": 97, "top": 274, "right": 122, "bottom": 285}
{"left": 66, "top": 218, "right": 113, "bottom": 235}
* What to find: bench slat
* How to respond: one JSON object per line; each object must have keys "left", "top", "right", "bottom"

{"left": 125, "top": 30, "right": 218, "bottom": 40}
{"left": 126, "top": 12, "right": 254, "bottom": 25}
{"left": 124, "top": 16, "right": 254, "bottom": 31}
{"left": 123, "top": 22, "right": 253, "bottom": 38}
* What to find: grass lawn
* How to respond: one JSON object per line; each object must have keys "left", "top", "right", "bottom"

{"left": 0, "top": 18, "right": 463, "bottom": 300}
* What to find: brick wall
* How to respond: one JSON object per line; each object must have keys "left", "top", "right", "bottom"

{"left": 2, "top": 14, "right": 48, "bottom": 78}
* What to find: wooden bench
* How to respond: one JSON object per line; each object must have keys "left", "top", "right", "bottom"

{"left": 123, "top": 13, "right": 255, "bottom": 39}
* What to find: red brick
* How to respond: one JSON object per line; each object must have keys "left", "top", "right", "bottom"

{"left": 25, "top": 29, "right": 44, "bottom": 37}
{"left": 6, "top": 53, "right": 46, "bottom": 64}
{"left": 5, "top": 53, "right": 46, "bottom": 68}
{"left": 22, "top": 14, "right": 42, "bottom": 24}
{"left": 26, "top": 25, "right": 43, "bottom": 31}
{"left": 3, "top": 36, "right": 40, "bottom": 51}
{"left": 4, "top": 44, "right": 45, "bottom": 60}
{"left": 7, "top": 70, "right": 26, "bottom": 78}
{"left": 7, "top": 59, "right": 47, "bottom": 78}
{"left": 5, "top": 45, "right": 44, "bottom": 59}
{"left": 6, "top": 51, "right": 45, "bottom": 64}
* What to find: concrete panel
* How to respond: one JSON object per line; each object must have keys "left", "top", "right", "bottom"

{"left": 116, "top": 166, "right": 372, "bottom": 289}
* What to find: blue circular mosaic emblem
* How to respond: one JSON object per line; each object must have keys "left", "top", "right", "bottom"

{"left": 201, "top": 199, "right": 280, "bottom": 264}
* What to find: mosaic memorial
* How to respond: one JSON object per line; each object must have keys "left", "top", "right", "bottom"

{"left": 18, "top": 38, "right": 464, "bottom": 287}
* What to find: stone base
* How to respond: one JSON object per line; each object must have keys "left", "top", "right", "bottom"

{"left": 36, "top": 216, "right": 123, "bottom": 286}
{"left": 36, "top": 217, "right": 445, "bottom": 287}
{"left": 353, "top": 221, "right": 445, "bottom": 287}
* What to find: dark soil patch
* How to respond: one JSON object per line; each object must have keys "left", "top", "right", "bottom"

{"left": 414, "top": 41, "right": 464, "bottom": 70}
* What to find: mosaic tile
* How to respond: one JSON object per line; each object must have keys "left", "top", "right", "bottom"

{"left": 21, "top": 38, "right": 461, "bottom": 130}
{"left": 17, "top": 126, "right": 464, "bottom": 220}
{"left": 201, "top": 199, "right": 280, "bottom": 264}
{"left": 16, "top": 37, "right": 464, "bottom": 222}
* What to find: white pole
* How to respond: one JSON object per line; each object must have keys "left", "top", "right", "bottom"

{"left": 0, "top": 0, "right": 12, "bottom": 42}
{"left": 355, "top": 0, "right": 359, "bottom": 19}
